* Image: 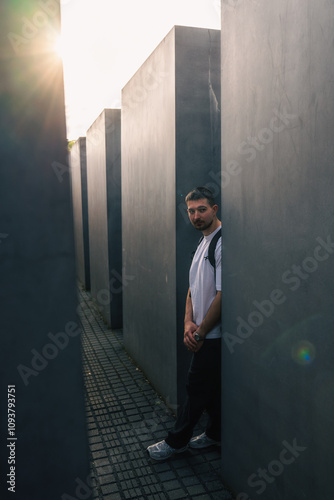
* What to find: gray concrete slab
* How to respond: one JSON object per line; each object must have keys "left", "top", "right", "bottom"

{"left": 0, "top": 2, "right": 89, "bottom": 498}
{"left": 122, "top": 26, "right": 221, "bottom": 409}
{"left": 221, "top": 1, "right": 334, "bottom": 498}
{"left": 70, "top": 137, "right": 90, "bottom": 289}
{"left": 86, "top": 109, "right": 122, "bottom": 328}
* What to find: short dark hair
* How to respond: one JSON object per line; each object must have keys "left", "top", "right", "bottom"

{"left": 185, "top": 187, "right": 216, "bottom": 207}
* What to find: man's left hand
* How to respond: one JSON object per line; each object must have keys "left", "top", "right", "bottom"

{"left": 188, "top": 332, "right": 205, "bottom": 353}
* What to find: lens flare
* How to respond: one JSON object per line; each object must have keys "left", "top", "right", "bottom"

{"left": 291, "top": 341, "right": 316, "bottom": 366}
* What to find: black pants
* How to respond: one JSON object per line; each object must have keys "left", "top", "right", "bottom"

{"left": 166, "top": 338, "right": 221, "bottom": 449}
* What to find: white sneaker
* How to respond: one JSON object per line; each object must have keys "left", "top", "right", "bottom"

{"left": 189, "top": 432, "right": 220, "bottom": 449}
{"left": 147, "top": 440, "right": 187, "bottom": 461}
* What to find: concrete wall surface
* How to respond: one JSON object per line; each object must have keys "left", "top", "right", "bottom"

{"left": 220, "top": 1, "right": 334, "bottom": 498}
{"left": 122, "top": 26, "right": 221, "bottom": 408}
{"left": 70, "top": 137, "right": 90, "bottom": 289}
{"left": 86, "top": 109, "right": 122, "bottom": 328}
{"left": 0, "top": 2, "right": 89, "bottom": 499}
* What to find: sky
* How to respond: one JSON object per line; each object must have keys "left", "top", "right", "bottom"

{"left": 59, "top": 0, "right": 221, "bottom": 140}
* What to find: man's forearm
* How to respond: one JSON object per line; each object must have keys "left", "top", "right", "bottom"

{"left": 196, "top": 291, "right": 221, "bottom": 338}
{"left": 184, "top": 288, "right": 193, "bottom": 325}
{"left": 184, "top": 288, "right": 198, "bottom": 350}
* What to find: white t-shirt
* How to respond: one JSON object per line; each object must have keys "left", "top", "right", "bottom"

{"left": 189, "top": 225, "right": 222, "bottom": 339}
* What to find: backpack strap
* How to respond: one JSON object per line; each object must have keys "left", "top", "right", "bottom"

{"left": 208, "top": 228, "right": 221, "bottom": 269}
{"left": 208, "top": 228, "right": 221, "bottom": 286}
{"left": 191, "top": 228, "right": 221, "bottom": 281}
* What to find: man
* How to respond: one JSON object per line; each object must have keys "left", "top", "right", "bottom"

{"left": 147, "top": 186, "right": 222, "bottom": 460}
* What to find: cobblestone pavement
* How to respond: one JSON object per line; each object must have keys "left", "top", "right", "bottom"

{"left": 78, "top": 286, "right": 234, "bottom": 500}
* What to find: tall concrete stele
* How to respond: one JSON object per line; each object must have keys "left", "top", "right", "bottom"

{"left": 0, "top": 2, "right": 89, "bottom": 499}
{"left": 86, "top": 109, "right": 122, "bottom": 328}
{"left": 70, "top": 137, "right": 90, "bottom": 290}
{"left": 221, "top": 1, "right": 334, "bottom": 498}
{"left": 122, "top": 26, "right": 221, "bottom": 409}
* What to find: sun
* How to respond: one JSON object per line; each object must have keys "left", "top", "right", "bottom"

{"left": 53, "top": 34, "right": 67, "bottom": 60}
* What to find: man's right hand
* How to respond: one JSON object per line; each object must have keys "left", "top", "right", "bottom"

{"left": 184, "top": 321, "right": 198, "bottom": 351}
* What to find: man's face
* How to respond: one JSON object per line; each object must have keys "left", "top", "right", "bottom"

{"left": 187, "top": 198, "right": 217, "bottom": 232}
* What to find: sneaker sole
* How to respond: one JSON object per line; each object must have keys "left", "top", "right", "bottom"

{"left": 147, "top": 446, "right": 188, "bottom": 461}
